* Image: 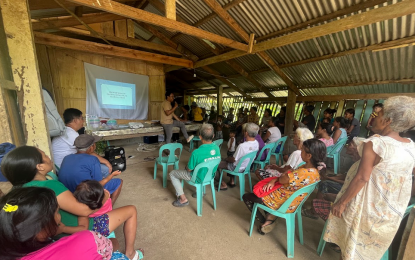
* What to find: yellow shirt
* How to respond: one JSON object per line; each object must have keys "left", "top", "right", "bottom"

{"left": 160, "top": 100, "right": 173, "bottom": 124}
{"left": 193, "top": 107, "right": 203, "bottom": 121}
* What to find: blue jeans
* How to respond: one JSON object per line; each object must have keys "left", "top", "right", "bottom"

{"left": 101, "top": 164, "right": 110, "bottom": 178}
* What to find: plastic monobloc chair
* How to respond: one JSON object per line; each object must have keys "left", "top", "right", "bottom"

{"left": 213, "top": 139, "right": 224, "bottom": 149}
{"left": 317, "top": 203, "right": 415, "bottom": 258}
{"left": 154, "top": 143, "right": 183, "bottom": 188}
{"left": 295, "top": 162, "right": 306, "bottom": 169}
{"left": 271, "top": 136, "right": 288, "bottom": 166}
{"left": 189, "top": 136, "right": 201, "bottom": 152}
{"left": 249, "top": 181, "right": 320, "bottom": 258}
{"left": 181, "top": 158, "right": 221, "bottom": 216}
{"left": 326, "top": 137, "right": 347, "bottom": 174}
{"left": 218, "top": 151, "right": 257, "bottom": 201}
{"left": 252, "top": 142, "right": 277, "bottom": 171}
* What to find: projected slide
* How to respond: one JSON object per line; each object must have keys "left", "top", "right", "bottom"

{"left": 96, "top": 79, "right": 136, "bottom": 109}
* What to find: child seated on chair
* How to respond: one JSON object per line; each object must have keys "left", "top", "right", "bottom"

{"left": 215, "top": 115, "right": 224, "bottom": 140}
{"left": 243, "top": 139, "right": 326, "bottom": 235}
{"left": 227, "top": 130, "right": 236, "bottom": 157}
{"left": 255, "top": 127, "right": 314, "bottom": 180}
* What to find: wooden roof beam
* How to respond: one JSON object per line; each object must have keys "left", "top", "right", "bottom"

{"left": 64, "top": 0, "right": 249, "bottom": 51}
{"left": 201, "top": 66, "right": 248, "bottom": 97}
{"left": 195, "top": 0, "right": 415, "bottom": 67}
{"left": 34, "top": 32, "right": 193, "bottom": 67}
{"left": 28, "top": 0, "right": 131, "bottom": 10}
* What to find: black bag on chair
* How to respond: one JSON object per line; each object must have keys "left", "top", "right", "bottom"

{"left": 104, "top": 146, "right": 126, "bottom": 172}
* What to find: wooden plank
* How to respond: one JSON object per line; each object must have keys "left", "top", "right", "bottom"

{"left": 59, "top": 27, "right": 182, "bottom": 55}
{"left": 28, "top": 0, "right": 131, "bottom": 10}
{"left": 256, "top": 0, "right": 389, "bottom": 42}
{"left": 0, "top": 79, "right": 16, "bottom": 90}
{"left": 336, "top": 100, "right": 346, "bottom": 118}
{"left": 217, "top": 85, "right": 223, "bottom": 115}
{"left": 127, "top": 19, "right": 135, "bottom": 38}
{"left": 32, "top": 13, "right": 124, "bottom": 30}
{"left": 165, "top": 0, "right": 176, "bottom": 20}
{"left": 34, "top": 32, "right": 193, "bottom": 67}
{"left": 65, "top": 0, "right": 249, "bottom": 51}
{"left": 1, "top": 0, "right": 52, "bottom": 156}
{"left": 360, "top": 100, "right": 375, "bottom": 137}
{"left": 194, "top": 0, "right": 415, "bottom": 67}
{"left": 114, "top": 20, "right": 128, "bottom": 39}
{"left": 284, "top": 90, "right": 296, "bottom": 136}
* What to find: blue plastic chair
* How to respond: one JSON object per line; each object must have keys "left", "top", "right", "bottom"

{"left": 46, "top": 171, "right": 58, "bottom": 181}
{"left": 218, "top": 151, "right": 257, "bottom": 201}
{"left": 213, "top": 139, "right": 224, "bottom": 150}
{"left": 154, "top": 143, "right": 183, "bottom": 188}
{"left": 249, "top": 181, "right": 320, "bottom": 258}
{"left": 181, "top": 158, "right": 221, "bottom": 216}
{"left": 326, "top": 138, "right": 347, "bottom": 174}
{"left": 271, "top": 136, "right": 288, "bottom": 166}
{"left": 189, "top": 136, "right": 201, "bottom": 152}
{"left": 295, "top": 162, "right": 306, "bottom": 169}
{"left": 252, "top": 142, "right": 277, "bottom": 171}
{"left": 317, "top": 203, "right": 415, "bottom": 258}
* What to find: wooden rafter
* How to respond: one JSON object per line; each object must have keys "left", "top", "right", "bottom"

{"left": 201, "top": 66, "right": 248, "bottom": 97}
{"left": 165, "top": 0, "right": 176, "bottom": 20}
{"left": 32, "top": 13, "right": 124, "bottom": 30}
{"left": 201, "top": 0, "right": 301, "bottom": 96}
{"left": 64, "top": 0, "right": 249, "bottom": 51}
{"left": 34, "top": 32, "right": 193, "bottom": 67}
{"left": 59, "top": 27, "right": 182, "bottom": 55}
{"left": 194, "top": 0, "right": 415, "bottom": 67}
{"left": 28, "top": 0, "right": 131, "bottom": 10}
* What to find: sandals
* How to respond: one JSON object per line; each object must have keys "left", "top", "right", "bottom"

{"left": 301, "top": 208, "right": 318, "bottom": 220}
{"left": 227, "top": 182, "right": 236, "bottom": 188}
{"left": 329, "top": 243, "right": 341, "bottom": 253}
{"left": 131, "top": 249, "right": 145, "bottom": 260}
{"left": 257, "top": 218, "right": 278, "bottom": 235}
{"left": 172, "top": 199, "right": 189, "bottom": 207}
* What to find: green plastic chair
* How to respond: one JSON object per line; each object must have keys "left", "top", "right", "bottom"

{"left": 213, "top": 139, "right": 224, "bottom": 149}
{"left": 181, "top": 158, "right": 221, "bottom": 216}
{"left": 271, "top": 136, "right": 288, "bottom": 166}
{"left": 154, "top": 143, "right": 183, "bottom": 188}
{"left": 46, "top": 171, "right": 58, "bottom": 181}
{"left": 217, "top": 151, "right": 257, "bottom": 201}
{"left": 317, "top": 203, "right": 415, "bottom": 258}
{"left": 326, "top": 138, "right": 347, "bottom": 174}
{"left": 189, "top": 136, "right": 201, "bottom": 152}
{"left": 249, "top": 181, "right": 320, "bottom": 258}
{"left": 295, "top": 161, "right": 306, "bottom": 169}
{"left": 252, "top": 142, "right": 277, "bottom": 171}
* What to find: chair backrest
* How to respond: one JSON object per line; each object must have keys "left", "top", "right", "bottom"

{"left": 276, "top": 181, "right": 320, "bottom": 214}
{"left": 273, "top": 136, "right": 288, "bottom": 153}
{"left": 404, "top": 203, "right": 415, "bottom": 218}
{"left": 189, "top": 158, "right": 221, "bottom": 183}
{"left": 327, "top": 137, "right": 347, "bottom": 155}
{"left": 295, "top": 162, "right": 306, "bottom": 169}
{"left": 213, "top": 139, "right": 224, "bottom": 149}
{"left": 159, "top": 143, "right": 183, "bottom": 163}
{"left": 234, "top": 151, "right": 257, "bottom": 173}
{"left": 257, "top": 142, "right": 275, "bottom": 162}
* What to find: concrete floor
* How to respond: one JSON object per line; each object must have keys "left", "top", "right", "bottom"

{"left": 0, "top": 142, "right": 341, "bottom": 260}
{"left": 110, "top": 143, "right": 340, "bottom": 260}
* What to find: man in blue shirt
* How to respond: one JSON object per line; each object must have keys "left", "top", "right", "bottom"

{"left": 59, "top": 134, "right": 122, "bottom": 205}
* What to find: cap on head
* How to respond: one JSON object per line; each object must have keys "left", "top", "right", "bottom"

{"left": 74, "top": 134, "right": 102, "bottom": 149}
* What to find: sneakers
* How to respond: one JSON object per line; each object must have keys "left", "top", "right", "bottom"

{"left": 187, "top": 135, "right": 194, "bottom": 143}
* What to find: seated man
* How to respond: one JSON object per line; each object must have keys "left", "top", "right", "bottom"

{"left": 169, "top": 124, "right": 220, "bottom": 207}
{"left": 218, "top": 123, "right": 259, "bottom": 190}
{"left": 51, "top": 108, "right": 112, "bottom": 177}
{"left": 58, "top": 134, "right": 123, "bottom": 205}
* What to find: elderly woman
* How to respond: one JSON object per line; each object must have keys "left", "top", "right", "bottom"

{"left": 256, "top": 127, "right": 314, "bottom": 180}
{"left": 324, "top": 96, "right": 415, "bottom": 260}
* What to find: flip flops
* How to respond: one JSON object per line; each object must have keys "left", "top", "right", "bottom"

{"left": 258, "top": 218, "right": 278, "bottom": 235}
{"left": 172, "top": 199, "right": 189, "bottom": 207}
{"left": 227, "top": 182, "right": 236, "bottom": 188}
{"left": 131, "top": 249, "right": 144, "bottom": 260}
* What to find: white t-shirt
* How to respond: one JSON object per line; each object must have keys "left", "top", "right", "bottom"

{"left": 51, "top": 127, "right": 79, "bottom": 167}
{"left": 282, "top": 149, "right": 303, "bottom": 169}
{"left": 233, "top": 140, "right": 259, "bottom": 171}
{"left": 227, "top": 137, "right": 236, "bottom": 152}
{"left": 266, "top": 127, "right": 281, "bottom": 143}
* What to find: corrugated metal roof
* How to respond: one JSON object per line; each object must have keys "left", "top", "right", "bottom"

{"left": 251, "top": 70, "right": 288, "bottom": 89}
{"left": 300, "top": 83, "right": 415, "bottom": 96}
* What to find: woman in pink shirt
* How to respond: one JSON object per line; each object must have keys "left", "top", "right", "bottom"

{"left": 317, "top": 122, "right": 334, "bottom": 147}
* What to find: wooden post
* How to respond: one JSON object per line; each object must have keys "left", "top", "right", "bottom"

{"left": 284, "top": 90, "right": 297, "bottom": 136}
{"left": 0, "top": 0, "right": 52, "bottom": 156}
{"left": 217, "top": 85, "right": 223, "bottom": 116}
{"left": 165, "top": 0, "right": 176, "bottom": 20}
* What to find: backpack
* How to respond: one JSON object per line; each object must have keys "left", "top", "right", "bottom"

{"left": 42, "top": 89, "right": 65, "bottom": 137}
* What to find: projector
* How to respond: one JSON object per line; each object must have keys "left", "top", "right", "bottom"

{"left": 104, "top": 146, "right": 127, "bottom": 172}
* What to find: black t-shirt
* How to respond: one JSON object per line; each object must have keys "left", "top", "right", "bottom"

{"left": 277, "top": 113, "right": 285, "bottom": 134}
{"left": 302, "top": 114, "right": 316, "bottom": 132}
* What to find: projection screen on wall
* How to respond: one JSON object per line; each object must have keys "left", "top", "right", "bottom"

{"left": 85, "top": 63, "right": 149, "bottom": 120}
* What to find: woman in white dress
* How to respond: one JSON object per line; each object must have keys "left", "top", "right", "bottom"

{"left": 324, "top": 96, "right": 415, "bottom": 260}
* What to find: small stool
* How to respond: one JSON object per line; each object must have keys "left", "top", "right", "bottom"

{"left": 189, "top": 136, "right": 201, "bottom": 152}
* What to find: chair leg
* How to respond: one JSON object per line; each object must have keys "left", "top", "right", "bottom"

{"left": 196, "top": 185, "right": 203, "bottom": 216}
{"left": 239, "top": 175, "right": 245, "bottom": 201}
{"left": 189, "top": 140, "right": 193, "bottom": 152}
{"left": 286, "top": 215, "right": 296, "bottom": 258}
{"left": 211, "top": 180, "right": 217, "bottom": 210}
{"left": 249, "top": 203, "right": 259, "bottom": 236}
{"left": 174, "top": 161, "right": 179, "bottom": 170}
{"left": 203, "top": 185, "right": 206, "bottom": 194}
{"left": 153, "top": 162, "right": 157, "bottom": 180}
{"left": 247, "top": 173, "right": 253, "bottom": 193}
{"left": 380, "top": 249, "right": 390, "bottom": 260}
{"left": 334, "top": 155, "right": 338, "bottom": 174}
{"left": 317, "top": 221, "right": 328, "bottom": 256}
{"left": 217, "top": 171, "right": 224, "bottom": 192}
{"left": 296, "top": 209, "right": 304, "bottom": 245}
{"left": 162, "top": 164, "right": 167, "bottom": 188}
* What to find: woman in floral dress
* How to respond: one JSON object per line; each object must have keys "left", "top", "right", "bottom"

{"left": 324, "top": 96, "right": 415, "bottom": 260}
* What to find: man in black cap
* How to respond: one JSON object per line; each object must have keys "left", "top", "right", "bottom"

{"left": 58, "top": 134, "right": 123, "bottom": 205}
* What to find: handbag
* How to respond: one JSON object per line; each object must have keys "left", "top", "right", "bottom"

{"left": 253, "top": 177, "right": 283, "bottom": 198}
